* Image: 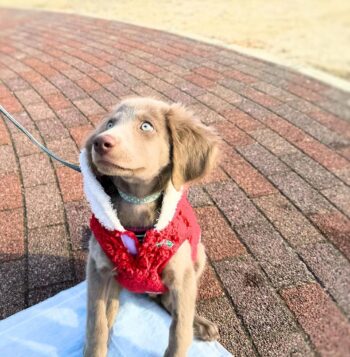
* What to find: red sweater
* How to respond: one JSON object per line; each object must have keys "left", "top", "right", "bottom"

{"left": 90, "top": 194, "right": 201, "bottom": 294}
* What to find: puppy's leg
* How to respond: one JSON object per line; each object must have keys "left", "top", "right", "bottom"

{"left": 159, "top": 243, "right": 219, "bottom": 343}
{"left": 163, "top": 242, "right": 197, "bottom": 357}
{"left": 193, "top": 243, "right": 220, "bottom": 341}
{"left": 106, "top": 277, "right": 121, "bottom": 331}
{"left": 84, "top": 255, "right": 110, "bottom": 357}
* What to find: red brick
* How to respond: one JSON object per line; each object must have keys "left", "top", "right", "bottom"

{"left": 264, "top": 115, "right": 305, "bottom": 143}
{"left": 196, "top": 206, "right": 246, "bottom": 261}
{"left": 298, "top": 242, "right": 350, "bottom": 319}
{"left": 0, "top": 260, "right": 26, "bottom": 319}
{"left": 44, "top": 93, "right": 71, "bottom": 111}
{"left": 50, "top": 59, "right": 71, "bottom": 71}
{"left": 0, "top": 173, "right": 22, "bottom": 210}
{"left": 0, "top": 95, "right": 23, "bottom": 112}
{"left": 19, "top": 153, "right": 55, "bottom": 187}
{"left": 206, "top": 181, "right": 264, "bottom": 227}
{"left": 308, "top": 110, "right": 350, "bottom": 140}
{"left": 88, "top": 113, "right": 106, "bottom": 126}
{"left": 224, "top": 158, "right": 276, "bottom": 197}
{"left": 254, "top": 193, "right": 324, "bottom": 247}
{"left": 6, "top": 77, "right": 30, "bottom": 92}
{"left": 163, "top": 87, "right": 195, "bottom": 105}
{"left": 46, "top": 137, "right": 79, "bottom": 168}
{"left": 0, "top": 208, "right": 24, "bottom": 261}
{"left": 251, "top": 128, "right": 298, "bottom": 156}
{"left": 214, "top": 121, "right": 253, "bottom": 148}
{"left": 61, "top": 68, "right": 85, "bottom": 81}
{"left": 224, "top": 69, "right": 257, "bottom": 84}
{"left": 25, "top": 183, "right": 64, "bottom": 229}
{"left": 193, "top": 67, "right": 224, "bottom": 81}
{"left": 188, "top": 186, "right": 212, "bottom": 207}
{"left": 23, "top": 57, "right": 57, "bottom": 77}
{"left": 26, "top": 103, "right": 55, "bottom": 121}
{"left": 60, "top": 83, "right": 87, "bottom": 101}
{"left": 209, "top": 85, "right": 243, "bottom": 105}
{"left": 286, "top": 84, "right": 323, "bottom": 102}
{"left": 196, "top": 93, "right": 231, "bottom": 114}
{"left": 28, "top": 225, "right": 73, "bottom": 288}
{"left": 90, "top": 71, "right": 114, "bottom": 85}
{"left": 12, "top": 129, "right": 42, "bottom": 156}
{"left": 244, "top": 86, "right": 281, "bottom": 105}
{"left": 0, "top": 84, "right": 11, "bottom": 98}
{"left": 90, "top": 88, "right": 119, "bottom": 110}
{"left": 335, "top": 166, "right": 350, "bottom": 186}
{"left": 282, "top": 151, "right": 337, "bottom": 190}
{"left": 338, "top": 146, "right": 350, "bottom": 160}
{"left": 270, "top": 171, "right": 333, "bottom": 215}
{"left": 0, "top": 119, "right": 10, "bottom": 145}
{"left": 215, "top": 257, "right": 313, "bottom": 356}
{"left": 236, "top": 219, "right": 313, "bottom": 288}
{"left": 56, "top": 166, "right": 83, "bottom": 202}
{"left": 322, "top": 184, "right": 350, "bottom": 217}
{"left": 174, "top": 79, "right": 206, "bottom": 97}
{"left": 15, "top": 89, "right": 42, "bottom": 106}
{"left": 199, "top": 167, "right": 228, "bottom": 185}
{"left": 187, "top": 103, "right": 224, "bottom": 125}
{"left": 69, "top": 124, "right": 93, "bottom": 148}
{"left": 183, "top": 73, "right": 215, "bottom": 88}
{"left": 222, "top": 108, "right": 263, "bottom": 132}
{"left": 310, "top": 212, "right": 350, "bottom": 260}
{"left": 198, "top": 264, "right": 225, "bottom": 300}
{"left": 136, "top": 61, "right": 163, "bottom": 74}
{"left": 197, "top": 297, "right": 256, "bottom": 356}
{"left": 296, "top": 136, "right": 349, "bottom": 170}
{"left": 36, "top": 117, "right": 69, "bottom": 142}
{"left": 56, "top": 107, "right": 88, "bottom": 128}
{"left": 282, "top": 283, "right": 350, "bottom": 357}
{"left": 5, "top": 108, "right": 35, "bottom": 134}
{"left": 73, "top": 98, "right": 105, "bottom": 117}
{"left": 76, "top": 76, "right": 101, "bottom": 93}
{"left": 34, "top": 80, "right": 60, "bottom": 97}
{"left": 238, "top": 142, "right": 289, "bottom": 176}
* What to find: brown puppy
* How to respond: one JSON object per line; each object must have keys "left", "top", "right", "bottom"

{"left": 82, "top": 97, "right": 220, "bottom": 357}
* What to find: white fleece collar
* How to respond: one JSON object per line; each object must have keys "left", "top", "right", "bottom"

{"left": 79, "top": 149, "right": 183, "bottom": 232}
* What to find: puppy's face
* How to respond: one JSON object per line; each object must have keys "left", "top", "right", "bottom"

{"left": 85, "top": 97, "right": 219, "bottom": 188}
{"left": 87, "top": 98, "right": 171, "bottom": 182}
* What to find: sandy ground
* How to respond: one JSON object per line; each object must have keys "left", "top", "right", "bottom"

{"left": 1, "top": 0, "right": 349, "bottom": 80}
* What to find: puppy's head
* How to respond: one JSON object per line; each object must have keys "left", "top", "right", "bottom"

{"left": 85, "top": 97, "right": 219, "bottom": 190}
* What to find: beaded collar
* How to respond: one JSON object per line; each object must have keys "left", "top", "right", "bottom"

{"left": 118, "top": 189, "right": 163, "bottom": 205}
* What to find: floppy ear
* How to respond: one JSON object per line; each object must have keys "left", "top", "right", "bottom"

{"left": 167, "top": 104, "right": 220, "bottom": 190}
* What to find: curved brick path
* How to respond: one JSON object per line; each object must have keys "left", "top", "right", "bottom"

{"left": 0, "top": 8, "right": 350, "bottom": 356}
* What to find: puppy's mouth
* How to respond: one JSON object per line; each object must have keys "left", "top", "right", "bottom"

{"left": 97, "top": 159, "right": 130, "bottom": 171}
{"left": 94, "top": 158, "right": 144, "bottom": 176}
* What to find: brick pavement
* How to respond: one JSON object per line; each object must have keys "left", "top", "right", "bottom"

{"left": 0, "top": 8, "right": 349, "bottom": 356}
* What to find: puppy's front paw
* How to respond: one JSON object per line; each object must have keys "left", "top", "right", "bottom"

{"left": 194, "top": 316, "right": 220, "bottom": 341}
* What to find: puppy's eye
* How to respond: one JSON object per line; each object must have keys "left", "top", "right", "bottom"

{"left": 106, "top": 120, "right": 114, "bottom": 129}
{"left": 140, "top": 121, "right": 154, "bottom": 132}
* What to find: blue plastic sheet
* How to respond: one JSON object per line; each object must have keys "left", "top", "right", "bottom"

{"left": 0, "top": 282, "right": 232, "bottom": 356}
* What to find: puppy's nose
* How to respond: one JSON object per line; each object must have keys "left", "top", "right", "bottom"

{"left": 93, "top": 135, "right": 116, "bottom": 155}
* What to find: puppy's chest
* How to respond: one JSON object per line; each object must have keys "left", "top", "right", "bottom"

{"left": 112, "top": 197, "right": 161, "bottom": 233}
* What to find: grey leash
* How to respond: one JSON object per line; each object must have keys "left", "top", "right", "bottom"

{"left": 0, "top": 105, "right": 81, "bottom": 172}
